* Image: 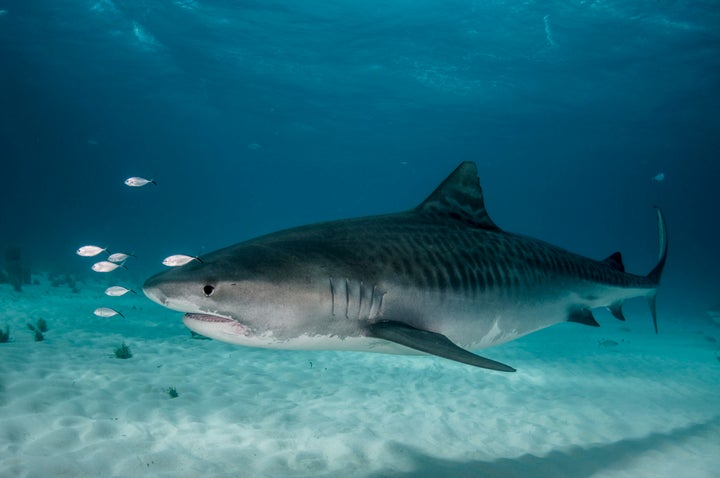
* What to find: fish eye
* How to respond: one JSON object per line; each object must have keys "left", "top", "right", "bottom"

{"left": 203, "top": 285, "right": 215, "bottom": 297}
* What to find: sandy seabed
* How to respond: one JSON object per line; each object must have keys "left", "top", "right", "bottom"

{"left": 1, "top": 277, "right": 719, "bottom": 478}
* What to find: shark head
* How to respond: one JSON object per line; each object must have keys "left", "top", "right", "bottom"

{"left": 143, "top": 241, "right": 338, "bottom": 347}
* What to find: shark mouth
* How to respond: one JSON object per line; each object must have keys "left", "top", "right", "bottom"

{"left": 183, "top": 312, "right": 253, "bottom": 339}
{"left": 183, "top": 313, "right": 234, "bottom": 323}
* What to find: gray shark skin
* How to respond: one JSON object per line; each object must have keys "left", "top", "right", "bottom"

{"left": 143, "top": 162, "right": 668, "bottom": 371}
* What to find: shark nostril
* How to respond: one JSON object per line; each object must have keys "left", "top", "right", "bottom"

{"left": 203, "top": 285, "right": 215, "bottom": 297}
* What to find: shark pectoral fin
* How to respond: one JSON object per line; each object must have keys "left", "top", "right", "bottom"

{"left": 367, "top": 320, "right": 516, "bottom": 372}
{"left": 567, "top": 308, "right": 600, "bottom": 327}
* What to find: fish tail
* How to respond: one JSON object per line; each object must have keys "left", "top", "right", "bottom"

{"left": 646, "top": 207, "right": 668, "bottom": 284}
{"left": 645, "top": 207, "right": 668, "bottom": 334}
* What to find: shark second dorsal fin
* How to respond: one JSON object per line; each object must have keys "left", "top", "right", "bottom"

{"left": 416, "top": 161, "right": 501, "bottom": 231}
{"left": 602, "top": 252, "right": 625, "bottom": 272}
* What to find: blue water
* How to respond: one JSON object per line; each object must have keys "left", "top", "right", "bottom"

{"left": 2, "top": 1, "right": 719, "bottom": 297}
{"left": 2, "top": 2, "right": 719, "bottom": 319}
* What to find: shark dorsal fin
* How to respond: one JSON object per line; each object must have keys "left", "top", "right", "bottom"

{"left": 416, "top": 161, "right": 500, "bottom": 231}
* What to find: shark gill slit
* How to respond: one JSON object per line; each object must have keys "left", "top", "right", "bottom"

{"left": 345, "top": 278, "right": 350, "bottom": 319}
{"left": 368, "top": 285, "right": 378, "bottom": 319}
{"left": 376, "top": 291, "right": 385, "bottom": 318}
{"left": 328, "top": 277, "right": 386, "bottom": 322}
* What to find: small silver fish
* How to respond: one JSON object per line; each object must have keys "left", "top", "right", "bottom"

{"left": 105, "top": 286, "right": 136, "bottom": 297}
{"left": 162, "top": 254, "right": 203, "bottom": 267}
{"left": 93, "top": 307, "right": 125, "bottom": 318}
{"left": 107, "top": 252, "right": 134, "bottom": 263}
{"left": 76, "top": 245, "right": 107, "bottom": 257}
{"left": 124, "top": 177, "right": 157, "bottom": 187}
{"left": 92, "top": 261, "right": 126, "bottom": 272}
{"left": 651, "top": 172, "right": 665, "bottom": 182}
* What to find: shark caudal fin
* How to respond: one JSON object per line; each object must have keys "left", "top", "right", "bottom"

{"left": 646, "top": 207, "right": 668, "bottom": 334}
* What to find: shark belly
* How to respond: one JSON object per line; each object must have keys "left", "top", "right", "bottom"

{"left": 176, "top": 259, "right": 654, "bottom": 355}
{"left": 378, "top": 279, "right": 653, "bottom": 351}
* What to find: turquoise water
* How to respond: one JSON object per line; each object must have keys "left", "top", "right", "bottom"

{"left": 1, "top": 277, "right": 719, "bottom": 477}
{"left": 1, "top": 1, "right": 719, "bottom": 476}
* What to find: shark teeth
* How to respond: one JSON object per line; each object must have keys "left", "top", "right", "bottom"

{"left": 184, "top": 313, "right": 233, "bottom": 323}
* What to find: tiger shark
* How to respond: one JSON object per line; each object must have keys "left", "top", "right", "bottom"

{"left": 143, "top": 162, "right": 668, "bottom": 371}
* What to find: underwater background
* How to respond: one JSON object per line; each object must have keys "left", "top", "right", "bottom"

{"left": 1, "top": 1, "right": 719, "bottom": 477}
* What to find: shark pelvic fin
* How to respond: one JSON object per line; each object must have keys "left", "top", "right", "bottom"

{"left": 367, "top": 320, "right": 515, "bottom": 372}
{"left": 567, "top": 308, "right": 600, "bottom": 327}
{"left": 415, "top": 161, "right": 501, "bottom": 231}
{"left": 608, "top": 302, "right": 626, "bottom": 321}
{"left": 602, "top": 252, "right": 625, "bottom": 272}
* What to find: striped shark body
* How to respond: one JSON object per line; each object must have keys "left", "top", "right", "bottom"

{"left": 143, "top": 162, "right": 668, "bottom": 371}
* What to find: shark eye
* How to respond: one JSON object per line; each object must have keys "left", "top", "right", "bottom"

{"left": 203, "top": 285, "right": 215, "bottom": 297}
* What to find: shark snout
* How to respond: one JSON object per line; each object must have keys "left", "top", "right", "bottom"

{"left": 142, "top": 274, "right": 206, "bottom": 315}
{"left": 143, "top": 275, "right": 169, "bottom": 306}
